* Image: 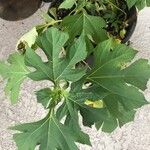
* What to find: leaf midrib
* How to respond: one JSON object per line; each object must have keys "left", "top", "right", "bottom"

{"left": 88, "top": 74, "right": 145, "bottom": 79}
{"left": 52, "top": 117, "right": 72, "bottom": 150}
{"left": 88, "top": 78, "right": 140, "bottom": 102}
{"left": 20, "top": 116, "right": 51, "bottom": 149}
{"left": 87, "top": 51, "right": 134, "bottom": 78}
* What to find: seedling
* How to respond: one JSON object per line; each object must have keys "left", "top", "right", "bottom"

{"left": 0, "top": 0, "right": 150, "bottom": 149}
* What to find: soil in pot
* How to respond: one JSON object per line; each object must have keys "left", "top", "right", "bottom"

{"left": 0, "top": 0, "right": 42, "bottom": 21}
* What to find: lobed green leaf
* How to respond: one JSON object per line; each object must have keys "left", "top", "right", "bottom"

{"left": 25, "top": 27, "right": 87, "bottom": 83}
{"left": 0, "top": 53, "right": 29, "bottom": 103}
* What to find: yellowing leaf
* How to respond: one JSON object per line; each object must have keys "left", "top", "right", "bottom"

{"left": 120, "top": 29, "right": 126, "bottom": 39}
{"left": 84, "top": 99, "right": 104, "bottom": 108}
{"left": 16, "top": 27, "right": 38, "bottom": 51}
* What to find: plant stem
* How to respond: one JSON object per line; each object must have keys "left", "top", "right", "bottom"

{"left": 46, "top": 20, "right": 62, "bottom": 27}
{"left": 49, "top": 107, "right": 54, "bottom": 118}
{"left": 82, "top": 60, "right": 92, "bottom": 70}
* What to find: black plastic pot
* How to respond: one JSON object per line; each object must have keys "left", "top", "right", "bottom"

{"left": 0, "top": 0, "right": 42, "bottom": 21}
{"left": 47, "top": 1, "right": 137, "bottom": 44}
{"left": 122, "top": 6, "right": 137, "bottom": 43}
{"left": 42, "top": 0, "right": 53, "bottom": 2}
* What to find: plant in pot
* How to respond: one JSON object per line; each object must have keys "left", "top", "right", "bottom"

{"left": 0, "top": 0, "right": 150, "bottom": 149}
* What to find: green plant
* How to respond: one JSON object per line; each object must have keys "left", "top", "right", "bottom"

{"left": 0, "top": 0, "right": 150, "bottom": 149}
